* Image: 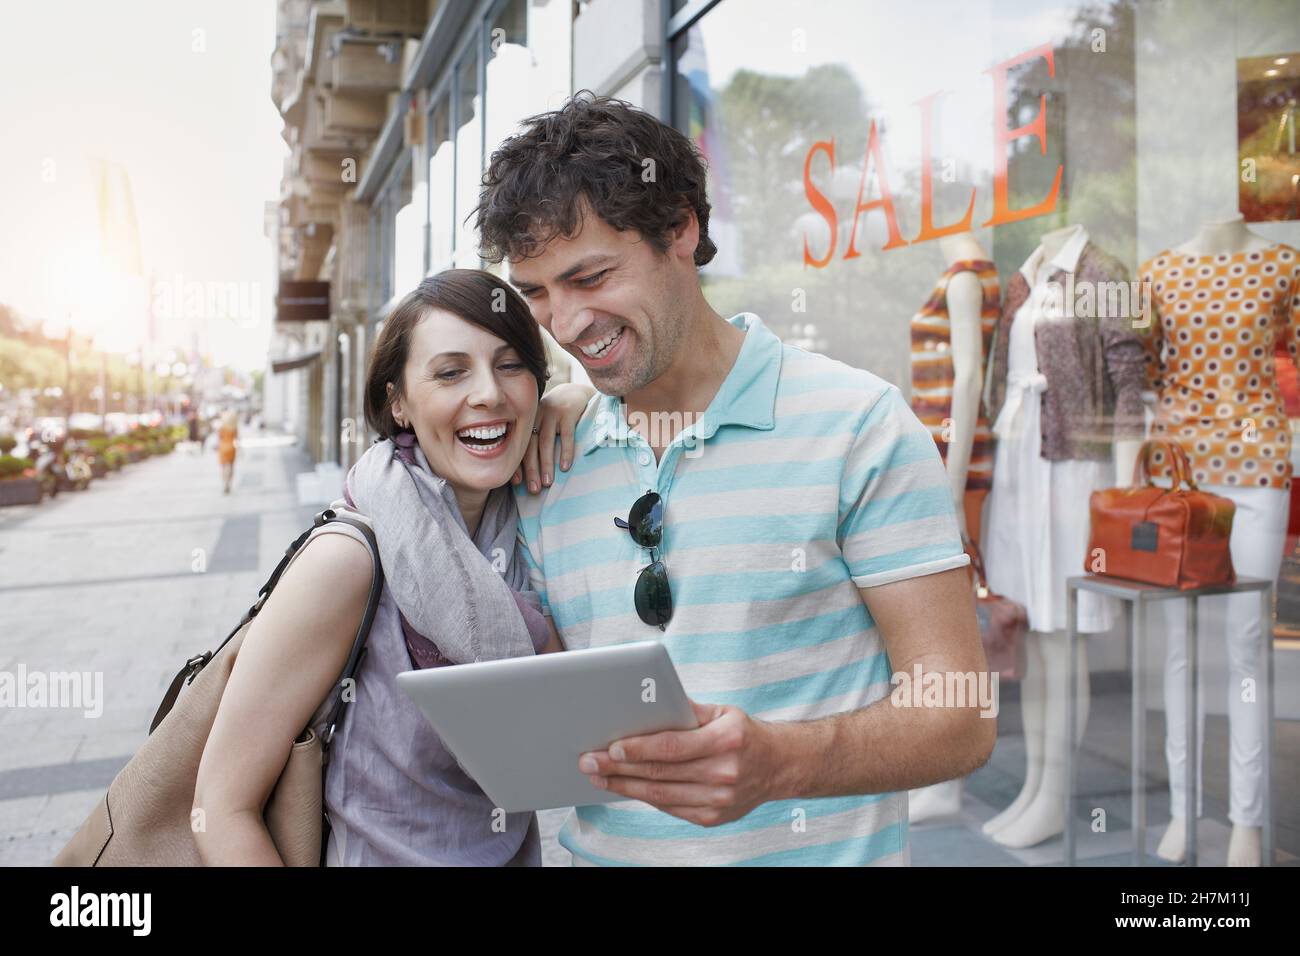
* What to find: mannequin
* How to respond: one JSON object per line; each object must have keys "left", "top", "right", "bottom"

{"left": 981, "top": 223, "right": 1144, "bottom": 849}
{"left": 1140, "top": 215, "right": 1295, "bottom": 866}
{"left": 908, "top": 231, "right": 999, "bottom": 822}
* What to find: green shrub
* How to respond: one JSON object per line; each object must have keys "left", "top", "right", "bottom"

{"left": 0, "top": 434, "right": 15, "bottom": 454}
{"left": 0, "top": 455, "right": 31, "bottom": 479}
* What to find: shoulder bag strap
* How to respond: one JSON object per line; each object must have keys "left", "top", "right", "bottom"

{"left": 149, "top": 507, "right": 385, "bottom": 738}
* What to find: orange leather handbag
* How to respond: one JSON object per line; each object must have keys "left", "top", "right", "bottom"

{"left": 1086, "top": 440, "right": 1236, "bottom": 590}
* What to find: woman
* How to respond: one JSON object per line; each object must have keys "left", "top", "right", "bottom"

{"left": 216, "top": 409, "right": 238, "bottom": 493}
{"left": 193, "top": 270, "right": 594, "bottom": 865}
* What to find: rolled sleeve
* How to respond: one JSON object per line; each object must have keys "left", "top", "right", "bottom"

{"left": 837, "top": 386, "right": 969, "bottom": 589}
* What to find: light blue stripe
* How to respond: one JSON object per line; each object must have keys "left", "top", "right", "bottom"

{"left": 563, "top": 810, "right": 907, "bottom": 866}
{"left": 575, "top": 791, "right": 892, "bottom": 839}
{"left": 734, "top": 818, "right": 906, "bottom": 866}
{"left": 545, "top": 559, "right": 850, "bottom": 623}
{"left": 558, "top": 831, "right": 649, "bottom": 867}
{"left": 541, "top": 461, "right": 817, "bottom": 512}
{"left": 838, "top": 484, "right": 955, "bottom": 536}
{"left": 664, "top": 605, "right": 871, "bottom": 664}
{"left": 775, "top": 370, "right": 884, "bottom": 398}
{"left": 689, "top": 652, "right": 893, "bottom": 714}
{"left": 840, "top": 430, "right": 942, "bottom": 492}
{"left": 539, "top": 518, "right": 838, "bottom": 577}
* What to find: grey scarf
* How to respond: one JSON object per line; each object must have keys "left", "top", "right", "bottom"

{"left": 341, "top": 433, "right": 535, "bottom": 665}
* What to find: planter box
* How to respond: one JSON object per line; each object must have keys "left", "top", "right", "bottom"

{"left": 126, "top": 449, "right": 144, "bottom": 463}
{"left": 0, "top": 478, "right": 42, "bottom": 506}
{"left": 91, "top": 461, "right": 108, "bottom": 479}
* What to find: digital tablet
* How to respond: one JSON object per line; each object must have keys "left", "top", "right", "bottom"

{"left": 395, "top": 640, "right": 698, "bottom": 812}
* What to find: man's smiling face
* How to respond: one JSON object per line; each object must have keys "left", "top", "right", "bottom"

{"left": 507, "top": 199, "right": 692, "bottom": 397}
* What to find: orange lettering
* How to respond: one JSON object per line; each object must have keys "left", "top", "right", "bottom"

{"left": 983, "top": 43, "right": 1062, "bottom": 227}
{"left": 802, "top": 139, "right": 838, "bottom": 268}
{"left": 845, "top": 119, "right": 907, "bottom": 257}
{"left": 912, "top": 90, "right": 976, "bottom": 243}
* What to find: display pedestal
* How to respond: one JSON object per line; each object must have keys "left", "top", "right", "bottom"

{"left": 1063, "top": 574, "right": 1274, "bottom": 866}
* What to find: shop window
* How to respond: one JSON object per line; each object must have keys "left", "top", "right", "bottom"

{"left": 484, "top": 0, "right": 530, "bottom": 159}
{"left": 394, "top": 160, "right": 422, "bottom": 298}
{"left": 454, "top": 45, "right": 482, "bottom": 269}
{"left": 428, "top": 92, "right": 453, "bottom": 272}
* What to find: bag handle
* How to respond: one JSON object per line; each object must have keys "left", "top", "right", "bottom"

{"left": 1133, "top": 439, "right": 1197, "bottom": 491}
{"left": 149, "top": 508, "right": 385, "bottom": 739}
{"left": 961, "top": 532, "right": 992, "bottom": 597}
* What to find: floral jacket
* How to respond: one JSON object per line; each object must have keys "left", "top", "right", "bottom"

{"left": 984, "top": 240, "right": 1147, "bottom": 462}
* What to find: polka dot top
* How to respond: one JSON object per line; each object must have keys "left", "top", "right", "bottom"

{"left": 1139, "top": 243, "right": 1300, "bottom": 490}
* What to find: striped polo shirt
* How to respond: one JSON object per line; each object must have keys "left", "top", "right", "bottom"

{"left": 514, "top": 312, "right": 969, "bottom": 866}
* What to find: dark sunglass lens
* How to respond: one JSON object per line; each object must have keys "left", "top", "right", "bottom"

{"left": 634, "top": 559, "right": 673, "bottom": 627}
{"left": 627, "top": 492, "right": 663, "bottom": 548}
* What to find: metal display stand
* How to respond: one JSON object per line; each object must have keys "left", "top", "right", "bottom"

{"left": 1063, "top": 574, "right": 1274, "bottom": 866}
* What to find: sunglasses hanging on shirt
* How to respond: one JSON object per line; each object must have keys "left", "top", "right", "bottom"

{"left": 613, "top": 490, "right": 673, "bottom": 630}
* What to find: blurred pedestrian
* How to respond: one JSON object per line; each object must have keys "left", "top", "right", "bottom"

{"left": 187, "top": 408, "right": 202, "bottom": 455}
{"left": 217, "top": 409, "right": 238, "bottom": 494}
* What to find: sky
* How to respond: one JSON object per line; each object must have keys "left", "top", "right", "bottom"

{"left": 0, "top": 0, "right": 286, "bottom": 372}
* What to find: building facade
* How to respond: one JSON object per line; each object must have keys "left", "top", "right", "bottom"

{"left": 269, "top": 0, "right": 676, "bottom": 466}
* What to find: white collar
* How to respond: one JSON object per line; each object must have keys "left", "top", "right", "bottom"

{"left": 1020, "top": 224, "right": 1089, "bottom": 283}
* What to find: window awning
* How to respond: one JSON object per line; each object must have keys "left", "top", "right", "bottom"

{"left": 270, "top": 350, "right": 322, "bottom": 374}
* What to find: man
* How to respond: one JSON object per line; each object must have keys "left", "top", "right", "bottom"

{"left": 474, "top": 92, "right": 994, "bottom": 866}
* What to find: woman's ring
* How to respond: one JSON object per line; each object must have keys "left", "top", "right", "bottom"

{"left": 532, "top": 425, "right": 540, "bottom": 435}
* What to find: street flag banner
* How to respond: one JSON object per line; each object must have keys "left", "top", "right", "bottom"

{"left": 93, "top": 157, "right": 144, "bottom": 277}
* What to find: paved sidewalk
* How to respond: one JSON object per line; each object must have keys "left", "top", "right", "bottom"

{"left": 0, "top": 430, "right": 324, "bottom": 863}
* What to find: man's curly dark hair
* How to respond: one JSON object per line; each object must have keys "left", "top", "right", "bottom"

{"left": 472, "top": 91, "right": 717, "bottom": 268}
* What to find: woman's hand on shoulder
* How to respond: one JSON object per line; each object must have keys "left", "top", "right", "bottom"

{"left": 514, "top": 382, "right": 597, "bottom": 494}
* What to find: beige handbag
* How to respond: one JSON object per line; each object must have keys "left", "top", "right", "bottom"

{"left": 53, "top": 508, "right": 383, "bottom": 867}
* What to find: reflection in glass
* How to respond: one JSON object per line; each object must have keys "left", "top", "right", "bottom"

{"left": 484, "top": 0, "right": 531, "bottom": 162}
{"left": 429, "top": 94, "right": 453, "bottom": 270}
{"left": 455, "top": 47, "right": 482, "bottom": 268}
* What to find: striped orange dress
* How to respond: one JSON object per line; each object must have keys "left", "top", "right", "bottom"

{"left": 910, "top": 259, "right": 1001, "bottom": 493}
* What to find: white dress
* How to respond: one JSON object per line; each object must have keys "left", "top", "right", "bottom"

{"left": 984, "top": 278, "right": 1116, "bottom": 635}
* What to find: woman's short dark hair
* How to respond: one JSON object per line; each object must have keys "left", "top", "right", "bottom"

{"left": 472, "top": 90, "right": 716, "bottom": 267}
{"left": 363, "top": 269, "right": 549, "bottom": 441}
